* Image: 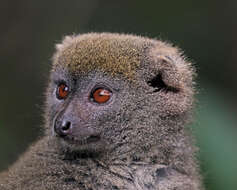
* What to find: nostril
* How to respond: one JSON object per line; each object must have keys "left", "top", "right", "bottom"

{"left": 55, "top": 120, "right": 72, "bottom": 137}
{"left": 61, "top": 121, "right": 71, "bottom": 132}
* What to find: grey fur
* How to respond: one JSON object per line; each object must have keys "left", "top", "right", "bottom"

{"left": 0, "top": 33, "right": 203, "bottom": 190}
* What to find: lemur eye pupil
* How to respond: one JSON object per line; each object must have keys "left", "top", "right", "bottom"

{"left": 57, "top": 84, "right": 69, "bottom": 100}
{"left": 92, "top": 88, "right": 111, "bottom": 103}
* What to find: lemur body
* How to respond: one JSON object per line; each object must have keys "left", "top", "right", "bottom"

{"left": 0, "top": 33, "right": 202, "bottom": 190}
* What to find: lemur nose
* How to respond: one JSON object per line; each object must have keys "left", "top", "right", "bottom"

{"left": 54, "top": 120, "right": 72, "bottom": 137}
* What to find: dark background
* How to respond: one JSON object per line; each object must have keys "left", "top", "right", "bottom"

{"left": 0, "top": 1, "right": 237, "bottom": 189}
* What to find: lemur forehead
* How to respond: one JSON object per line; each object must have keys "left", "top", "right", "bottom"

{"left": 52, "top": 33, "right": 153, "bottom": 80}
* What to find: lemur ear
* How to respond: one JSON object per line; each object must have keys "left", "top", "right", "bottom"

{"left": 52, "top": 35, "right": 77, "bottom": 64}
{"left": 144, "top": 46, "right": 196, "bottom": 116}
{"left": 55, "top": 35, "right": 76, "bottom": 52}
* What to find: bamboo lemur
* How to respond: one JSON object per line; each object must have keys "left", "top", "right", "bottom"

{"left": 0, "top": 33, "right": 203, "bottom": 190}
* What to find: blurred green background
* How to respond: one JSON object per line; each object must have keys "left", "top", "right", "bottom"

{"left": 0, "top": 0, "right": 237, "bottom": 189}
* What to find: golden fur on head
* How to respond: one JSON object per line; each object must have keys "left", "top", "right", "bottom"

{"left": 52, "top": 33, "right": 152, "bottom": 80}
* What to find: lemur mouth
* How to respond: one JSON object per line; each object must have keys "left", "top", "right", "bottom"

{"left": 85, "top": 135, "right": 101, "bottom": 143}
{"left": 60, "top": 135, "right": 101, "bottom": 145}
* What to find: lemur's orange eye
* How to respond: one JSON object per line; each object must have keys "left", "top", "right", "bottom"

{"left": 57, "top": 84, "right": 69, "bottom": 100}
{"left": 92, "top": 88, "right": 112, "bottom": 104}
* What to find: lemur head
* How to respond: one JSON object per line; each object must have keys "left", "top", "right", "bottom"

{"left": 45, "top": 33, "right": 195, "bottom": 161}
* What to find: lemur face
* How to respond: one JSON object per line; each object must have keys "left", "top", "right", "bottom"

{"left": 46, "top": 33, "right": 194, "bottom": 157}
